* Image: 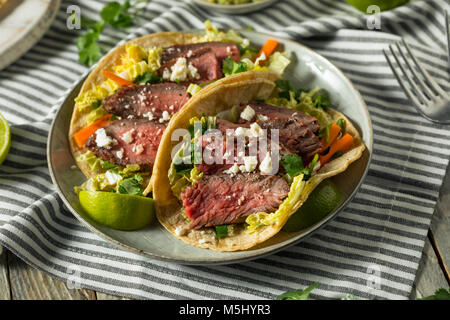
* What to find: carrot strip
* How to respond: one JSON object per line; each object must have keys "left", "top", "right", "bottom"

{"left": 320, "top": 123, "right": 342, "bottom": 153}
{"left": 102, "top": 70, "right": 134, "bottom": 86}
{"left": 74, "top": 114, "right": 113, "bottom": 148}
{"left": 319, "top": 133, "right": 354, "bottom": 165}
{"left": 256, "top": 39, "right": 279, "bottom": 64}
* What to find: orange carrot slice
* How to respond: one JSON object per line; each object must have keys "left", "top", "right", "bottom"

{"left": 319, "top": 133, "right": 354, "bottom": 165}
{"left": 320, "top": 122, "right": 342, "bottom": 153}
{"left": 102, "top": 70, "right": 134, "bottom": 86}
{"left": 74, "top": 113, "right": 113, "bottom": 148}
{"left": 256, "top": 39, "right": 279, "bottom": 64}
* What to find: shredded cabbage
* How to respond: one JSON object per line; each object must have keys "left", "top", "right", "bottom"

{"left": 147, "top": 47, "right": 163, "bottom": 73}
{"left": 76, "top": 151, "right": 102, "bottom": 171}
{"left": 187, "top": 83, "right": 203, "bottom": 96}
{"left": 245, "top": 173, "right": 305, "bottom": 233}
{"left": 86, "top": 106, "right": 108, "bottom": 125}
{"left": 267, "top": 52, "right": 291, "bottom": 76}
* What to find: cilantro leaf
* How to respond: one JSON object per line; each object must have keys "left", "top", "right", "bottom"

{"left": 280, "top": 154, "right": 304, "bottom": 177}
{"left": 313, "top": 93, "right": 330, "bottom": 110}
{"left": 76, "top": 0, "right": 149, "bottom": 67}
{"left": 118, "top": 174, "right": 144, "bottom": 196}
{"left": 419, "top": 288, "right": 450, "bottom": 300}
{"left": 101, "top": 161, "right": 118, "bottom": 169}
{"left": 134, "top": 72, "right": 162, "bottom": 85}
{"left": 214, "top": 225, "right": 228, "bottom": 238}
{"left": 277, "top": 282, "right": 320, "bottom": 300}
{"left": 222, "top": 56, "right": 247, "bottom": 76}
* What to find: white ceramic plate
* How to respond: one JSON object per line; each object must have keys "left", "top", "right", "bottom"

{"left": 0, "top": 0, "right": 61, "bottom": 70}
{"left": 47, "top": 30, "right": 372, "bottom": 265}
{"left": 191, "top": 0, "right": 277, "bottom": 14}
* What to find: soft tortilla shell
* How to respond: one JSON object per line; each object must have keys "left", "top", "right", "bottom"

{"left": 152, "top": 78, "right": 365, "bottom": 251}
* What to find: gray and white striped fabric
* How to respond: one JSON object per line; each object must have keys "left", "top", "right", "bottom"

{"left": 0, "top": 0, "right": 449, "bottom": 300}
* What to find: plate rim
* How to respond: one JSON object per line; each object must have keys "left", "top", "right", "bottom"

{"left": 47, "top": 29, "right": 373, "bottom": 265}
{"left": 191, "top": 0, "right": 277, "bottom": 14}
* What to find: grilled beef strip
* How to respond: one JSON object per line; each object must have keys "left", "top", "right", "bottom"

{"left": 181, "top": 172, "right": 290, "bottom": 229}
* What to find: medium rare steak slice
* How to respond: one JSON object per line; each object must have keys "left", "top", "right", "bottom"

{"left": 85, "top": 119, "right": 165, "bottom": 169}
{"left": 161, "top": 41, "right": 240, "bottom": 65}
{"left": 158, "top": 48, "right": 223, "bottom": 84}
{"left": 181, "top": 172, "right": 290, "bottom": 229}
{"left": 239, "top": 102, "right": 321, "bottom": 156}
{"left": 102, "top": 83, "right": 189, "bottom": 121}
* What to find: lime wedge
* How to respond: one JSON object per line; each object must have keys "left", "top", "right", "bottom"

{"left": 0, "top": 112, "right": 11, "bottom": 165}
{"left": 345, "top": 0, "right": 409, "bottom": 12}
{"left": 79, "top": 191, "right": 155, "bottom": 230}
{"left": 283, "top": 179, "right": 341, "bottom": 232}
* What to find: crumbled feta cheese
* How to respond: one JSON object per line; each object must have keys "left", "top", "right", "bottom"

{"left": 121, "top": 129, "right": 135, "bottom": 144}
{"left": 142, "top": 111, "right": 154, "bottom": 120}
{"left": 259, "top": 153, "right": 273, "bottom": 175}
{"left": 257, "top": 114, "right": 269, "bottom": 122}
{"left": 242, "top": 39, "right": 250, "bottom": 47}
{"left": 242, "top": 156, "right": 258, "bottom": 172}
{"left": 224, "top": 163, "right": 240, "bottom": 176}
{"left": 95, "top": 128, "right": 117, "bottom": 149}
{"left": 186, "top": 50, "right": 193, "bottom": 58}
{"left": 240, "top": 105, "right": 256, "bottom": 121}
{"left": 116, "top": 149, "right": 123, "bottom": 159}
{"left": 235, "top": 127, "right": 249, "bottom": 137}
{"left": 134, "top": 144, "right": 144, "bottom": 155}
{"left": 105, "top": 170, "right": 122, "bottom": 185}
{"left": 162, "top": 57, "right": 200, "bottom": 82}
{"left": 159, "top": 110, "right": 171, "bottom": 123}
{"left": 249, "top": 122, "right": 264, "bottom": 137}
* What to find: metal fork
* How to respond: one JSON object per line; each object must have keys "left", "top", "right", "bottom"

{"left": 383, "top": 38, "right": 450, "bottom": 124}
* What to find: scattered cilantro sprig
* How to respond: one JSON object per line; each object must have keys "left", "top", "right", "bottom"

{"left": 280, "top": 154, "right": 319, "bottom": 180}
{"left": 118, "top": 173, "right": 144, "bottom": 196}
{"left": 222, "top": 56, "right": 248, "bottom": 76}
{"left": 418, "top": 288, "right": 450, "bottom": 300}
{"left": 76, "top": 0, "right": 149, "bottom": 67}
{"left": 277, "top": 282, "right": 320, "bottom": 300}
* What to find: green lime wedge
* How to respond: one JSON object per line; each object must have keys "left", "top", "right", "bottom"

{"left": 283, "top": 179, "right": 341, "bottom": 232}
{"left": 0, "top": 112, "right": 11, "bottom": 165}
{"left": 345, "top": 0, "right": 409, "bottom": 12}
{"left": 79, "top": 191, "right": 155, "bottom": 231}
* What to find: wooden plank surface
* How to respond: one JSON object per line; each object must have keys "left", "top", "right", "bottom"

{"left": 7, "top": 250, "right": 96, "bottom": 300}
{"left": 0, "top": 246, "right": 11, "bottom": 299}
{"left": 429, "top": 162, "right": 450, "bottom": 282}
{"left": 410, "top": 236, "right": 449, "bottom": 299}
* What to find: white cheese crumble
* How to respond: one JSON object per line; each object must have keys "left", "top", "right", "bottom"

{"left": 240, "top": 105, "right": 256, "bottom": 121}
{"left": 134, "top": 144, "right": 144, "bottom": 155}
{"left": 105, "top": 170, "right": 122, "bottom": 185}
{"left": 240, "top": 156, "right": 258, "bottom": 173}
{"left": 95, "top": 128, "right": 117, "bottom": 149}
{"left": 162, "top": 57, "right": 200, "bottom": 82}
{"left": 121, "top": 129, "right": 135, "bottom": 144}
{"left": 224, "top": 163, "right": 240, "bottom": 176}
{"left": 259, "top": 153, "right": 273, "bottom": 175}
{"left": 143, "top": 111, "right": 154, "bottom": 120}
{"left": 159, "top": 110, "right": 171, "bottom": 123}
{"left": 257, "top": 114, "right": 269, "bottom": 122}
{"left": 174, "top": 226, "right": 188, "bottom": 236}
{"left": 249, "top": 122, "right": 264, "bottom": 137}
{"left": 116, "top": 149, "right": 124, "bottom": 159}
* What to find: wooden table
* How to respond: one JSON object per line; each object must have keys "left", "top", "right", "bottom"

{"left": 1, "top": 165, "right": 449, "bottom": 300}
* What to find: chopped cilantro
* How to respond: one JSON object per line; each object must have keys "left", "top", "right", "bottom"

{"left": 118, "top": 174, "right": 144, "bottom": 196}
{"left": 214, "top": 225, "right": 228, "bottom": 238}
{"left": 280, "top": 154, "right": 319, "bottom": 179}
{"left": 222, "top": 56, "right": 247, "bottom": 76}
{"left": 312, "top": 93, "right": 330, "bottom": 110}
{"left": 134, "top": 72, "right": 162, "bottom": 85}
{"left": 101, "top": 161, "right": 118, "bottom": 169}
{"left": 277, "top": 282, "right": 320, "bottom": 300}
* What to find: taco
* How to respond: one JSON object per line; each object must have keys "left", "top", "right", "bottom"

{"left": 152, "top": 74, "right": 365, "bottom": 251}
{"left": 69, "top": 22, "right": 286, "bottom": 195}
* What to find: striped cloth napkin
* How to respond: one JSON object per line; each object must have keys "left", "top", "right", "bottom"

{"left": 0, "top": 0, "right": 449, "bottom": 300}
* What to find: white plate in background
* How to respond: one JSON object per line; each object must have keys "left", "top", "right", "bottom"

{"left": 0, "top": 0, "right": 61, "bottom": 70}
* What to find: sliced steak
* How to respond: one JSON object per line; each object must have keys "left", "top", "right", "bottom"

{"left": 181, "top": 172, "right": 290, "bottom": 229}
{"left": 239, "top": 102, "right": 321, "bottom": 156}
{"left": 161, "top": 41, "right": 240, "bottom": 65}
{"left": 85, "top": 119, "right": 165, "bottom": 169}
{"left": 158, "top": 48, "right": 223, "bottom": 84}
{"left": 102, "top": 83, "right": 189, "bottom": 120}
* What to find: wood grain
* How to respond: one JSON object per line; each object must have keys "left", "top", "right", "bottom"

{"left": 7, "top": 251, "right": 96, "bottom": 300}
{"left": 96, "top": 292, "right": 130, "bottom": 300}
{"left": 0, "top": 247, "right": 11, "bottom": 299}
{"left": 429, "top": 164, "right": 450, "bottom": 282}
{"left": 410, "top": 236, "right": 449, "bottom": 299}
